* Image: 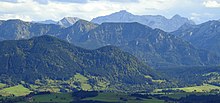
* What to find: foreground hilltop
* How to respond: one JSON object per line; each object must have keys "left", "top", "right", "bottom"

{"left": 0, "top": 35, "right": 164, "bottom": 92}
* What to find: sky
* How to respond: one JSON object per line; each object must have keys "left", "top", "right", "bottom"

{"left": 0, "top": 0, "right": 220, "bottom": 24}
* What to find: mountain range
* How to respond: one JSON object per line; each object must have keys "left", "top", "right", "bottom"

{"left": 35, "top": 10, "right": 194, "bottom": 32}
{"left": 0, "top": 19, "right": 219, "bottom": 68}
{"left": 91, "top": 10, "right": 194, "bottom": 32}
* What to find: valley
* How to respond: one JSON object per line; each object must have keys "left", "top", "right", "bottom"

{"left": 2, "top": 85, "right": 220, "bottom": 103}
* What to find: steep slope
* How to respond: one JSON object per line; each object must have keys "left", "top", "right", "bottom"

{"left": 91, "top": 10, "right": 194, "bottom": 32}
{"left": 0, "top": 19, "right": 64, "bottom": 41}
{"left": 172, "top": 20, "right": 220, "bottom": 55}
{"left": 57, "top": 17, "right": 80, "bottom": 27}
{"left": 0, "top": 19, "right": 31, "bottom": 40}
{"left": 80, "top": 22, "right": 220, "bottom": 67}
{"left": 0, "top": 35, "right": 161, "bottom": 91}
{"left": 58, "top": 20, "right": 98, "bottom": 44}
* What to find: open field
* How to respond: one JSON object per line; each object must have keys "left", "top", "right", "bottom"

{"left": 0, "top": 85, "right": 32, "bottom": 96}
{"left": 1, "top": 83, "right": 220, "bottom": 102}
{"left": 155, "top": 84, "right": 220, "bottom": 93}
{"left": 1, "top": 90, "right": 220, "bottom": 103}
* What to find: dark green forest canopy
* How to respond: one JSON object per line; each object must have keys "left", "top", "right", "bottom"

{"left": 0, "top": 35, "right": 163, "bottom": 91}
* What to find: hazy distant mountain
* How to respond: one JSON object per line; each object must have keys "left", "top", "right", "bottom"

{"left": 172, "top": 20, "right": 220, "bottom": 55}
{"left": 57, "top": 17, "right": 80, "bottom": 27}
{"left": 35, "top": 20, "right": 57, "bottom": 24}
{"left": 0, "top": 35, "right": 161, "bottom": 91}
{"left": 34, "top": 17, "right": 81, "bottom": 27}
{"left": 0, "top": 19, "right": 96, "bottom": 42}
{"left": 91, "top": 10, "right": 195, "bottom": 32}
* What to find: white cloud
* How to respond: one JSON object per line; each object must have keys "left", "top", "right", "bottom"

{"left": 0, "top": 0, "right": 18, "bottom": 3}
{"left": 0, "top": 0, "right": 176, "bottom": 21}
{"left": 50, "top": 0, "right": 88, "bottom": 4}
{"left": 203, "top": 0, "right": 220, "bottom": 8}
{"left": 104, "top": 0, "right": 139, "bottom": 3}
{"left": 190, "top": 11, "right": 220, "bottom": 24}
{"left": 0, "top": 14, "right": 32, "bottom": 21}
{"left": 33, "top": 0, "right": 48, "bottom": 4}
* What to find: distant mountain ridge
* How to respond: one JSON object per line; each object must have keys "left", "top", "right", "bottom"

{"left": 91, "top": 10, "right": 195, "bottom": 32}
{"left": 0, "top": 19, "right": 63, "bottom": 40}
{"left": 33, "top": 20, "right": 57, "bottom": 24}
{"left": 79, "top": 22, "right": 220, "bottom": 67}
{"left": 172, "top": 20, "right": 220, "bottom": 55}
{"left": 34, "top": 17, "right": 81, "bottom": 27}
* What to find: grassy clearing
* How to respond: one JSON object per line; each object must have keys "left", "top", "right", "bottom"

{"left": 174, "top": 84, "right": 220, "bottom": 92}
{"left": 152, "top": 80, "right": 166, "bottom": 83}
{"left": 145, "top": 75, "right": 166, "bottom": 83}
{"left": 73, "top": 73, "right": 92, "bottom": 91}
{"left": 0, "top": 83, "right": 6, "bottom": 89}
{"left": 155, "top": 84, "right": 220, "bottom": 93}
{"left": 37, "top": 86, "right": 61, "bottom": 92}
{"left": 145, "top": 75, "right": 153, "bottom": 79}
{"left": 0, "top": 85, "right": 32, "bottom": 96}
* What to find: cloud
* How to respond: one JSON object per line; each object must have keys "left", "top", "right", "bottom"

{"left": 34, "top": 0, "right": 139, "bottom": 4}
{"left": 51, "top": 0, "right": 88, "bottom": 3}
{"left": 0, "top": 0, "right": 18, "bottom": 3}
{"left": 33, "top": 0, "right": 48, "bottom": 4}
{"left": 0, "top": 14, "right": 32, "bottom": 21}
{"left": 0, "top": 0, "right": 28, "bottom": 3}
{"left": 90, "top": 0, "right": 139, "bottom": 2}
{"left": 0, "top": 0, "right": 219, "bottom": 24}
{"left": 105, "top": 0, "right": 139, "bottom": 3}
{"left": 34, "top": 0, "right": 88, "bottom": 4}
{"left": 203, "top": 0, "right": 220, "bottom": 8}
{"left": 190, "top": 13, "right": 216, "bottom": 23}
